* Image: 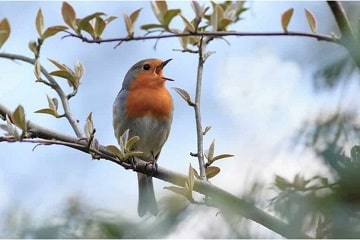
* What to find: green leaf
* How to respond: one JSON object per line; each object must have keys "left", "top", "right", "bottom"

{"left": 34, "top": 59, "right": 41, "bottom": 80}
{"left": 35, "top": 9, "right": 44, "bottom": 36}
{"left": 130, "top": 8, "right": 142, "bottom": 23}
{"left": 49, "top": 70, "right": 76, "bottom": 87}
{"left": 123, "top": 14, "right": 134, "bottom": 37}
{"left": 223, "top": 1, "right": 246, "bottom": 22}
{"left": 140, "top": 23, "right": 164, "bottom": 31}
{"left": 0, "top": 18, "right": 11, "bottom": 49}
{"left": 118, "top": 129, "right": 129, "bottom": 151}
{"left": 123, "top": 150, "right": 143, "bottom": 160}
{"left": 163, "top": 9, "right": 180, "bottom": 27}
{"left": 305, "top": 8, "right": 317, "bottom": 33}
{"left": 104, "top": 16, "right": 117, "bottom": 25}
{"left": 28, "top": 41, "right": 38, "bottom": 56}
{"left": 189, "top": 35, "right": 200, "bottom": 46}
{"left": 34, "top": 108, "right": 58, "bottom": 117}
{"left": 165, "top": 186, "right": 195, "bottom": 203}
{"left": 84, "top": 112, "right": 94, "bottom": 139}
{"left": 123, "top": 9, "right": 141, "bottom": 37}
{"left": 180, "top": 15, "right": 195, "bottom": 33}
{"left": 74, "top": 61, "right": 84, "bottom": 82}
{"left": 46, "top": 95, "right": 58, "bottom": 111}
{"left": 191, "top": 1, "right": 203, "bottom": 19}
{"left": 48, "top": 60, "right": 80, "bottom": 88}
{"left": 219, "top": 17, "right": 232, "bottom": 30}
{"left": 11, "top": 105, "right": 26, "bottom": 131}
{"left": 105, "top": 145, "right": 124, "bottom": 160}
{"left": 212, "top": 153, "right": 234, "bottom": 162}
{"left": 78, "top": 12, "right": 105, "bottom": 31}
{"left": 94, "top": 16, "right": 105, "bottom": 39}
{"left": 61, "top": 1, "right": 77, "bottom": 31}
{"left": 48, "top": 58, "right": 67, "bottom": 70}
{"left": 49, "top": 69, "right": 74, "bottom": 80}
{"left": 281, "top": 8, "right": 294, "bottom": 32}
{"left": 172, "top": 87, "right": 193, "bottom": 106}
{"left": 179, "top": 36, "right": 189, "bottom": 50}
{"left": 125, "top": 135, "right": 140, "bottom": 151}
{"left": 42, "top": 25, "right": 68, "bottom": 39}
{"left": 211, "top": 4, "right": 224, "bottom": 31}
{"left": 5, "top": 115, "right": 20, "bottom": 139}
{"left": 151, "top": 1, "right": 168, "bottom": 23}
{"left": 205, "top": 139, "right": 215, "bottom": 162}
{"left": 206, "top": 166, "right": 220, "bottom": 179}
{"left": 78, "top": 20, "right": 94, "bottom": 37}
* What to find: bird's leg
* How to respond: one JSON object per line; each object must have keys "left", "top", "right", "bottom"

{"left": 125, "top": 156, "right": 137, "bottom": 170}
{"left": 144, "top": 152, "right": 158, "bottom": 176}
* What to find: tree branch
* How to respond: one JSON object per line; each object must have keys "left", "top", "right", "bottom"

{"left": 194, "top": 37, "right": 206, "bottom": 180}
{"left": 327, "top": 1, "right": 354, "bottom": 39}
{"left": 0, "top": 53, "right": 84, "bottom": 138}
{"left": 0, "top": 102, "right": 310, "bottom": 238}
{"left": 65, "top": 30, "right": 339, "bottom": 45}
{"left": 327, "top": 1, "right": 360, "bottom": 67}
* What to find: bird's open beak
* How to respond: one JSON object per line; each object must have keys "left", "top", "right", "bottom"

{"left": 160, "top": 58, "right": 172, "bottom": 69}
{"left": 160, "top": 58, "right": 174, "bottom": 81}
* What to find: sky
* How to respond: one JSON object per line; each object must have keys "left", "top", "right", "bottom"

{"left": 0, "top": 1, "right": 359, "bottom": 237}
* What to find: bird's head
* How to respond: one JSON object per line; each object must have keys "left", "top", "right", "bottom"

{"left": 123, "top": 58, "right": 174, "bottom": 90}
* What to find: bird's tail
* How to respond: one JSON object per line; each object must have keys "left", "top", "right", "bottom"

{"left": 137, "top": 172, "right": 158, "bottom": 217}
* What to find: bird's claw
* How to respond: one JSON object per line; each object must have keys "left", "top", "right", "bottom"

{"left": 124, "top": 156, "right": 137, "bottom": 170}
{"left": 145, "top": 161, "right": 158, "bottom": 176}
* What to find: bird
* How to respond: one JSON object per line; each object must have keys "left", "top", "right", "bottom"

{"left": 113, "top": 58, "right": 174, "bottom": 217}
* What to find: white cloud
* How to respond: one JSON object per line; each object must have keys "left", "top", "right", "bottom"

{"left": 211, "top": 49, "right": 334, "bottom": 195}
{"left": 217, "top": 49, "right": 311, "bottom": 149}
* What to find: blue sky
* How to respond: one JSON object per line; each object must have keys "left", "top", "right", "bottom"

{"left": 0, "top": 1, "right": 358, "bottom": 237}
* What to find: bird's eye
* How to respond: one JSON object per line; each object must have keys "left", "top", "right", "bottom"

{"left": 143, "top": 64, "right": 150, "bottom": 70}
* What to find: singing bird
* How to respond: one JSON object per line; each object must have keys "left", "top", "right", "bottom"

{"left": 113, "top": 58, "right": 174, "bottom": 217}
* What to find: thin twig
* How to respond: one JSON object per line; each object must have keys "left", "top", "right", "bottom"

{"left": 0, "top": 53, "right": 84, "bottom": 138}
{"left": 65, "top": 30, "right": 339, "bottom": 45}
{"left": 194, "top": 36, "right": 207, "bottom": 180}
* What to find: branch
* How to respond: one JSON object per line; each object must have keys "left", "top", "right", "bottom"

{"left": 0, "top": 53, "right": 84, "bottom": 138}
{"left": 0, "top": 102, "right": 311, "bottom": 238}
{"left": 327, "top": 1, "right": 354, "bottom": 40}
{"left": 194, "top": 37, "right": 206, "bottom": 180}
{"left": 327, "top": 1, "right": 360, "bottom": 67}
{"left": 65, "top": 30, "right": 339, "bottom": 45}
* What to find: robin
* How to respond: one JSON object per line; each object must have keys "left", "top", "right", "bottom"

{"left": 113, "top": 58, "right": 174, "bottom": 217}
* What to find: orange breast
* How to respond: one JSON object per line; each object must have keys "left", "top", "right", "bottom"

{"left": 125, "top": 86, "right": 173, "bottom": 120}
